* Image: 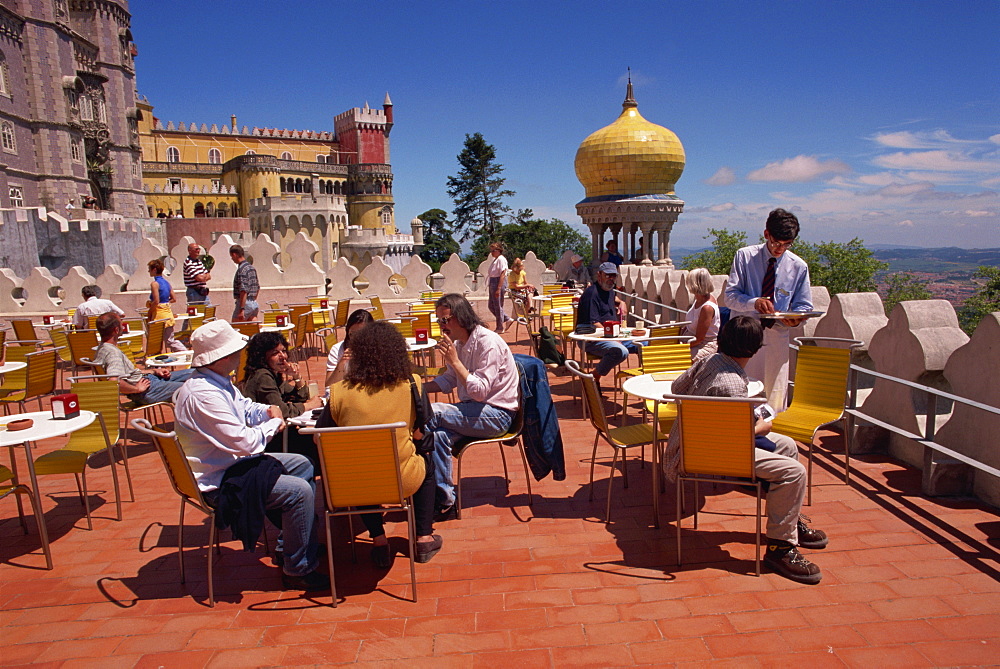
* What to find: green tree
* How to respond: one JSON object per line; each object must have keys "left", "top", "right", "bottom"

{"left": 416, "top": 208, "right": 460, "bottom": 272}
{"left": 881, "top": 272, "right": 933, "bottom": 316}
{"left": 466, "top": 217, "right": 590, "bottom": 268}
{"left": 681, "top": 228, "right": 748, "bottom": 275}
{"left": 794, "top": 238, "right": 888, "bottom": 295}
{"left": 959, "top": 265, "right": 1000, "bottom": 334}
{"left": 446, "top": 132, "right": 514, "bottom": 242}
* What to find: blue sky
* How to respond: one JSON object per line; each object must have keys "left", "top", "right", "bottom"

{"left": 130, "top": 0, "right": 999, "bottom": 249}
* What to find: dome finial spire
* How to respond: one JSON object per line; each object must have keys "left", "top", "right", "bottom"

{"left": 623, "top": 67, "right": 637, "bottom": 109}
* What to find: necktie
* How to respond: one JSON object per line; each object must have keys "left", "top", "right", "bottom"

{"left": 761, "top": 257, "right": 776, "bottom": 301}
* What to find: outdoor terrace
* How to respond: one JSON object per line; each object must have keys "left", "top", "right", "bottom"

{"left": 2, "top": 326, "right": 998, "bottom": 667}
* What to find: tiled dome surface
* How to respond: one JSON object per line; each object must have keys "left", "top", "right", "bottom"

{"left": 575, "top": 104, "right": 685, "bottom": 198}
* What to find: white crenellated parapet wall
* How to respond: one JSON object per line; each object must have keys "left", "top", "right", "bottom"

{"left": 3, "top": 244, "right": 999, "bottom": 506}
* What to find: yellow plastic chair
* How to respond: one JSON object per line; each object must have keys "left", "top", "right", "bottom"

{"left": 615, "top": 335, "right": 694, "bottom": 421}
{"left": 173, "top": 314, "right": 205, "bottom": 347}
{"left": 129, "top": 418, "right": 222, "bottom": 607}
{"left": 391, "top": 316, "right": 416, "bottom": 338}
{"left": 262, "top": 309, "right": 288, "bottom": 327}
{"left": 420, "top": 290, "right": 442, "bottom": 301}
{"left": 232, "top": 321, "right": 260, "bottom": 337}
{"left": 142, "top": 320, "right": 168, "bottom": 361}
{"left": 332, "top": 299, "right": 351, "bottom": 334}
{"left": 32, "top": 378, "right": 127, "bottom": 527}
{"left": 267, "top": 300, "right": 281, "bottom": 311}
{"left": 203, "top": 305, "right": 217, "bottom": 321}
{"left": 47, "top": 326, "right": 74, "bottom": 390}
{"left": 1, "top": 464, "right": 53, "bottom": 569}
{"left": 0, "top": 348, "right": 58, "bottom": 414}
{"left": 0, "top": 345, "right": 35, "bottom": 408}
{"left": 452, "top": 380, "right": 532, "bottom": 519}
{"left": 301, "top": 422, "right": 418, "bottom": 607}
{"left": 87, "top": 315, "right": 99, "bottom": 330}
{"left": 366, "top": 294, "right": 385, "bottom": 320}
{"left": 668, "top": 392, "right": 766, "bottom": 576}
{"left": 771, "top": 337, "right": 862, "bottom": 505}
{"left": 65, "top": 329, "right": 99, "bottom": 374}
{"left": 542, "top": 283, "right": 565, "bottom": 295}
{"left": 10, "top": 319, "right": 42, "bottom": 343}
{"left": 565, "top": 360, "right": 657, "bottom": 523}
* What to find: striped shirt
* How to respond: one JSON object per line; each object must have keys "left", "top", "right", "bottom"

{"left": 183, "top": 256, "right": 209, "bottom": 289}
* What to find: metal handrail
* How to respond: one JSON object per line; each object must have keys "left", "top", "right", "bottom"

{"left": 613, "top": 289, "right": 687, "bottom": 322}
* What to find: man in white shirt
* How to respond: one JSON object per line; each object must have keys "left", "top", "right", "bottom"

{"left": 173, "top": 320, "right": 329, "bottom": 592}
{"left": 424, "top": 293, "right": 519, "bottom": 519}
{"left": 73, "top": 285, "right": 124, "bottom": 330}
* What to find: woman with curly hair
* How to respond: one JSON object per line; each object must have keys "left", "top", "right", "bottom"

{"left": 324, "top": 320, "right": 442, "bottom": 568}
{"left": 325, "top": 308, "right": 374, "bottom": 385}
{"left": 241, "top": 331, "right": 320, "bottom": 463}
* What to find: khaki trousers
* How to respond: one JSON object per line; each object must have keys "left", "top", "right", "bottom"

{"left": 756, "top": 432, "right": 806, "bottom": 543}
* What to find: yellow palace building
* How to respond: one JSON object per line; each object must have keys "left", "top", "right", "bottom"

{"left": 136, "top": 94, "right": 400, "bottom": 268}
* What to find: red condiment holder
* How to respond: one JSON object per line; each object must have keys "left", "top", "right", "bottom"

{"left": 51, "top": 393, "right": 80, "bottom": 420}
{"left": 414, "top": 328, "right": 429, "bottom": 344}
{"left": 187, "top": 305, "right": 197, "bottom": 316}
{"left": 276, "top": 314, "right": 287, "bottom": 327}
{"left": 42, "top": 315, "right": 53, "bottom": 325}
{"left": 320, "top": 298, "right": 329, "bottom": 309}
{"left": 603, "top": 321, "right": 621, "bottom": 338}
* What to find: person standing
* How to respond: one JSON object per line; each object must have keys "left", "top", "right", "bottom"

{"left": 486, "top": 242, "right": 513, "bottom": 333}
{"left": 147, "top": 258, "right": 186, "bottom": 352}
{"left": 423, "top": 293, "right": 519, "bottom": 519}
{"left": 725, "top": 208, "right": 812, "bottom": 411}
{"left": 183, "top": 243, "right": 212, "bottom": 306}
{"left": 600, "top": 239, "right": 624, "bottom": 268}
{"left": 230, "top": 244, "right": 260, "bottom": 322}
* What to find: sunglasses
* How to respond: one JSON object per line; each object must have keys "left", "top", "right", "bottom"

{"left": 437, "top": 316, "right": 453, "bottom": 325}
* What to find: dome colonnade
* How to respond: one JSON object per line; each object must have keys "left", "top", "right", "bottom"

{"left": 574, "top": 79, "right": 686, "bottom": 267}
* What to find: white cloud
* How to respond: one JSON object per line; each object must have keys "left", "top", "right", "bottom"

{"left": 896, "top": 219, "right": 914, "bottom": 226}
{"left": 981, "top": 176, "right": 1000, "bottom": 188}
{"left": 874, "top": 150, "right": 1000, "bottom": 173}
{"left": 990, "top": 134, "right": 1000, "bottom": 145}
{"left": 688, "top": 202, "right": 737, "bottom": 213}
{"left": 857, "top": 173, "right": 901, "bottom": 186}
{"left": 747, "top": 155, "right": 851, "bottom": 183}
{"left": 872, "top": 130, "right": 978, "bottom": 149}
{"left": 962, "top": 210, "right": 993, "bottom": 218}
{"left": 704, "top": 166, "right": 736, "bottom": 186}
{"left": 873, "top": 182, "right": 935, "bottom": 198}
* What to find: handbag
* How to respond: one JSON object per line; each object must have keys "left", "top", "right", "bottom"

{"left": 408, "top": 377, "right": 434, "bottom": 455}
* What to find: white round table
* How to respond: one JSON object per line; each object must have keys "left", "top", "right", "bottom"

{"left": 622, "top": 373, "right": 764, "bottom": 402}
{"left": 145, "top": 350, "right": 194, "bottom": 368}
{"left": 406, "top": 337, "right": 437, "bottom": 353}
{"left": 0, "top": 409, "right": 97, "bottom": 568}
{"left": 0, "top": 361, "right": 27, "bottom": 375}
{"left": 262, "top": 324, "right": 294, "bottom": 333}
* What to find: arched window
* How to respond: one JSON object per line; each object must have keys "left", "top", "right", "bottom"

{"left": 279, "top": 177, "right": 286, "bottom": 193}
{"left": 245, "top": 149, "right": 256, "bottom": 155}
{"left": 1, "top": 122, "right": 16, "bottom": 153}
{"left": 0, "top": 52, "right": 9, "bottom": 97}
{"left": 381, "top": 207, "right": 392, "bottom": 228}
{"left": 217, "top": 202, "right": 229, "bottom": 217}
{"left": 334, "top": 181, "right": 341, "bottom": 195}
{"left": 208, "top": 148, "right": 222, "bottom": 164}
{"left": 294, "top": 178, "right": 302, "bottom": 193}
{"left": 80, "top": 94, "right": 94, "bottom": 121}
{"left": 303, "top": 180, "right": 311, "bottom": 193}
{"left": 194, "top": 202, "right": 205, "bottom": 217}
{"left": 166, "top": 146, "right": 180, "bottom": 163}
{"left": 280, "top": 151, "right": 292, "bottom": 160}
{"left": 326, "top": 181, "right": 333, "bottom": 194}
{"left": 316, "top": 154, "right": 326, "bottom": 163}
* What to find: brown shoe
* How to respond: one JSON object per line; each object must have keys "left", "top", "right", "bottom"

{"left": 764, "top": 542, "right": 822, "bottom": 585}
{"left": 797, "top": 517, "right": 828, "bottom": 550}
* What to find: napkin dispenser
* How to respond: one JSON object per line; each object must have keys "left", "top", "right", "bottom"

{"left": 276, "top": 314, "right": 287, "bottom": 327}
{"left": 187, "top": 305, "right": 197, "bottom": 316}
{"left": 320, "top": 298, "right": 329, "bottom": 309}
{"left": 122, "top": 320, "right": 129, "bottom": 333}
{"left": 51, "top": 393, "right": 80, "bottom": 420}
{"left": 603, "top": 321, "right": 621, "bottom": 338}
{"left": 42, "top": 314, "right": 53, "bottom": 325}
{"left": 414, "top": 328, "right": 429, "bottom": 344}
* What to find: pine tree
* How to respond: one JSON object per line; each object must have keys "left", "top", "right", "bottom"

{"left": 446, "top": 133, "right": 514, "bottom": 242}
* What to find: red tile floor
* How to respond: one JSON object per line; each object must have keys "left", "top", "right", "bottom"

{"left": 2, "top": 331, "right": 999, "bottom": 667}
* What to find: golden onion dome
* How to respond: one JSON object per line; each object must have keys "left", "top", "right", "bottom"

{"left": 575, "top": 81, "right": 685, "bottom": 199}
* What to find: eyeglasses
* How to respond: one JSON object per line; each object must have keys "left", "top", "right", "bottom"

{"left": 437, "top": 316, "right": 453, "bottom": 325}
{"left": 768, "top": 239, "right": 795, "bottom": 250}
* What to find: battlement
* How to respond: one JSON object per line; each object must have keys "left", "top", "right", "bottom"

{"left": 334, "top": 105, "right": 388, "bottom": 130}
{"left": 152, "top": 120, "right": 335, "bottom": 141}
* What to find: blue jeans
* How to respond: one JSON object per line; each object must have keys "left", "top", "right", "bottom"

{"left": 233, "top": 299, "right": 259, "bottom": 322}
{"left": 488, "top": 277, "right": 511, "bottom": 330}
{"left": 585, "top": 340, "right": 642, "bottom": 378}
{"left": 185, "top": 287, "right": 210, "bottom": 306}
{"left": 264, "top": 452, "right": 321, "bottom": 577}
{"left": 426, "top": 401, "right": 514, "bottom": 508}
{"left": 134, "top": 368, "right": 196, "bottom": 405}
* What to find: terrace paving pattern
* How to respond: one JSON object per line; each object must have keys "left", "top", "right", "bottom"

{"left": 2, "top": 331, "right": 999, "bottom": 667}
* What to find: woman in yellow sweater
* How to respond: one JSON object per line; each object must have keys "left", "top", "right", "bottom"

{"left": 325, "top": 321, "right": 442, "bottom": 568}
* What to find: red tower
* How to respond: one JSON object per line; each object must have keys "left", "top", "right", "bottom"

{"left": 333, "top": 95, "right": 393, "bottom": 165}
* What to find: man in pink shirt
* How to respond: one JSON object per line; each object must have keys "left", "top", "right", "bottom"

{"left": 424, "top": 293, "right": 519, "bottom": 519}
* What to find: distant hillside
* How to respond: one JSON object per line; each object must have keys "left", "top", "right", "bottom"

{"left": 873, "top": 247, "right": 1000, "bottom": 274}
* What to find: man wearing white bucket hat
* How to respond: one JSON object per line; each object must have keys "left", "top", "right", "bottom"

{"left": 174, "top": 320, "right": 329, "bottom": 592}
